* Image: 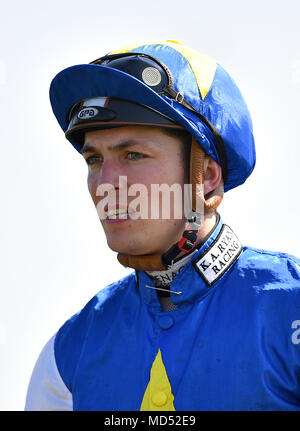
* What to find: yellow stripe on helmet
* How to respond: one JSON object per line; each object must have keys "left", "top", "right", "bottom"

{"left": 109, "top": 40, "right": 217, "bottom": 100}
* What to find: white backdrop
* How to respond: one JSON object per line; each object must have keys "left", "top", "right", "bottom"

{"left": 1, "top": 0, "right": 299, "bottom": 410}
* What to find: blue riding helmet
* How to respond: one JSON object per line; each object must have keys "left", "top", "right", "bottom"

{"left": 49, "top": 40, "right": 256, "bottom": 193}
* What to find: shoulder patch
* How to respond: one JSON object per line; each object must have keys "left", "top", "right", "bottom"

{"left": 193, "top": 224, "right": 242, "bottom": 286}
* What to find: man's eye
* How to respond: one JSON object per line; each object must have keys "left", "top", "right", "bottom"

{"left": 127, "top": 152, "right": 146, "bottom": 160}
{"left": 85, "top": 155, "right": 102, "bottom": 165}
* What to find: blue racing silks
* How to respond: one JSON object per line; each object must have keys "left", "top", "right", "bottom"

{"left": 51, "top": 218, "right": 300, "bottom": 411}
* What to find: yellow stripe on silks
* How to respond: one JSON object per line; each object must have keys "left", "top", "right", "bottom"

{"left": 109, "top": 40, "right": 217, "bottom": 100}
{"left": 140, "top": 349, "right": 175, "bottom": 411}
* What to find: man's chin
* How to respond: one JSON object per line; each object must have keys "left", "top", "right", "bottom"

{"left": 109, "top": 245, "right": 149, "bottom": 256}
{"left": 106, "top": 239, "right": 159, "bottom": 257}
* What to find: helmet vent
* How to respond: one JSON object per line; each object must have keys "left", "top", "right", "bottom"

{"left": 142, "top": 67, "right": 162, "bottom": 87}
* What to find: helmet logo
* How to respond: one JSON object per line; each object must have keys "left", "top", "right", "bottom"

{"left": 142, "top": 67, "right": 162, "bottom": 87}
{"left": 77, "top": 107, "right": 99, "bottom": 120}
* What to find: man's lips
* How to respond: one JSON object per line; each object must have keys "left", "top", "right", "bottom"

{"left": 103, "top": 204, "right": 128, "bottom": 212}
{"left": 103, "top": 204, "right": 136, "bottom": 220}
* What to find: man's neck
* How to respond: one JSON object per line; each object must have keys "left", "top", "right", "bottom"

{"left": 146, "top": 212, "right": 220, "bottom": 281}
{"left": 196, "top": 211, "right": 219, "bottom": 247}
{"left": 145, "top": 212, "right": 220, "bottom": 310}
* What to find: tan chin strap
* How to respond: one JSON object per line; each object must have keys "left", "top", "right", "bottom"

{"left": 190, "top": 137, "right": 223, "bottom": 213}
{"left": 117, "top": 137, "right": 223, "bottom": 270}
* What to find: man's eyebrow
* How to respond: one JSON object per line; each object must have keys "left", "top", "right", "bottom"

{"left": 81, "top": 143, "right": 97, "bottom": 155}
{"left": 81, "top": 140, "right": 149, "bottom": 155}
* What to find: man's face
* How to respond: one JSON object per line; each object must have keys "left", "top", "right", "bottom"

{"left": 82, "top": 126, "right": 187, "bottom": 256}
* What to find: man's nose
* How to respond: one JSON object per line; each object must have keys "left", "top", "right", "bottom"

{"left": 96, "top": 158, "right": 130, "bottom": 198}
{"left": 98, "top": 158, "right": 122, "bottom": 189}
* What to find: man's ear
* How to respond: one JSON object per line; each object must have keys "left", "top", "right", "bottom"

{"left": 203, "top": 157, "right": 223, "bottom": 196}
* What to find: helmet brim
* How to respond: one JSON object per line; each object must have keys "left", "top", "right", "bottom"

{"left": 50, "top": 63, "right": 220, "bottom": 162}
